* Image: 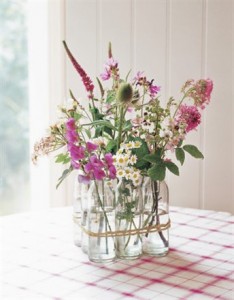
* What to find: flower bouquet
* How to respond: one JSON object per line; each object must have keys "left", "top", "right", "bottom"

{"left": 33, "top": 42, "right": 213, "bottom": 262}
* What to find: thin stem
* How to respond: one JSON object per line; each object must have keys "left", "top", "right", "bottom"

{"left": 145, "top": 180, "right": 168, "bottom": 247}
{"left": 117, "top": 105, "right": 124, "bottom": 150}
{"left": 94, "top": 180, "right": 113, "bottom": 233}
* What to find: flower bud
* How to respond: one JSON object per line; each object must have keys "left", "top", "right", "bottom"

{"left": 116, "top": 82, "right": 133, "bottom": 104}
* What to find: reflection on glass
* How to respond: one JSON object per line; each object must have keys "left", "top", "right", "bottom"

{"left": 0, "top": 0, "right": 29, "bottom": 215}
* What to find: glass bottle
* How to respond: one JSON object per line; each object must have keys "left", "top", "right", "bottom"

{"left": 142, "top": 178, "right": 169, "bottom": 256}
{"left": 87, "top": 180, "right": 116, "bottom": 262}
{"left": 73, "top": 174, "right": 82, "bottom": 247}
{"left": 73, "top": 172, "right": 89, "bottom": 253}
{"left": 115, "top": 179, "right": 143, "bottom": 259}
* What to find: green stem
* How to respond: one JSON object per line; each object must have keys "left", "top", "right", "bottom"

{"left": 117, "top": 105, "right": 124, "bottom": 150}
{"left": 94, "top": 180, "right": 113, "bottom": 233}
{"left": 173, "top": 87, "right": 194, "bottom": 118}
{"left": 141, "top": 87, "right": 147, "bottom": 117}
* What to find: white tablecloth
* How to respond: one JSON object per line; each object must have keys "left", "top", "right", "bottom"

{"left": 1, "top": 206, "right": 233, "bottom": 299}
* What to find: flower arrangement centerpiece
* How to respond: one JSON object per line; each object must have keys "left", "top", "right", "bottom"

{"left": 33, "top": 42, "right": 213, "bottom": 262}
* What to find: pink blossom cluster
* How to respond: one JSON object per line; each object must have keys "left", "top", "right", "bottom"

{"left": 100, "top": 57, "right": 119, "bottom": 81}
{"left": 63, "top": 42, "right": 94, "bottom": 98}
{"left": 183, "top": 78, "right": 213, "bottom": 109}
{"left": 65, "top": 118, "right": 116, "bottom": 184}
{"left": 134, "top": 71, "right": 160, "bottom": 98}
{"left": 80, "top": 153, "right": 116, "bottom": 184}
{"left": 176, "top": 104, "right": 201, "bottom": 133}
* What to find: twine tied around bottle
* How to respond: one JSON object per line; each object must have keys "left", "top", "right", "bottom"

{"left": 73, "top": 213, "right": 171, "bottom": 238}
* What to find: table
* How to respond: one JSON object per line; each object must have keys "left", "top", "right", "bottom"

{"left": 0, "top": 206, "right": 233, "bottom": 300}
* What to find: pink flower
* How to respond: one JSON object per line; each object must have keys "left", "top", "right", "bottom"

{"left": 100, "top": 58, "right": 119, "bottom": 81}
{"left": 108, "top": 165, "right": 116, "bottom": 179}
{"left": 89, "top": 155, "right": 105, "bottom": 168}
{"left": 65, "top": 130, "right": 78, "bottom": 143}
{"left": 104, "top": 153, "right": 114, "bottom": 167}
{"left": 100, "top": 69, "right": 111, "bottom": 81}
{"left": 78, "top": 174, "right": 91, "bottom": 184}
{"left": 131, "top": 117, "right": 144, "bottom": 126}
{"left": 65, "top": 118, "right": 79, "bottom": 143}
{"left": 71, "top": 160, "right": 80, "bottom": 169}
{"left": 84, "top": 162, "right": 93, "bottom": 173}
{"left": 93, "top": 168, "right": 106, "bottom": 180}
{"left": 66, "top": 118, "right": 76, "bottom": 130}
{"left": 68, "top": 145, "right": 85, "bottom": 160}
{"left": 183, "top": 78, "right": 213, "bottom": 109}
{"left": 86, "top": 141, "right": 98, "bottom": 153}
{"left": 176, "top": 104, "right": 201, "bottom": 133}
{"left": 149, "top": 84, "right": 161, "bottom": 98}
{"left": 133, "top": 71, "right": 144, "bottom": 83}
{"left": 106, "top": 57, "right": 118, "bottom": 68}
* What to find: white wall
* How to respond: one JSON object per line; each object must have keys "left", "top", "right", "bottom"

{"left": 64, "top": 0, "right": 233, "bottom": 213}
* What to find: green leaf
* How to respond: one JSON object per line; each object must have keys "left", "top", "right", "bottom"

{"left": 106, "top": 140, "right": 117, "bottom": 153}
{"left": 123, "top": 120, "right": 132, "bottom": 132}
{"left": 85, "top": 128, "right": 91, "bottom": 139}
{"left": 147, "top": 164, "right": 166, "bottom": 181}
{"left": 125, "top": 69, "right": 132, "bottom": 81}
{"left": 84, "top": 120, "right": 116, "bottom": 130}
{"left": 175, "top": 148, "right": 185, "bottom": 165}
{"left": 96, "top": 77, "right": 104, "bottom": 98}
{"left": 106, "top": 90, "right": 116, "bottom": 103}
{"left": 55, "top": 153, "right": 70, "bottom": 164}
{"left": 89, "top": 106, "right": 104, "bottom": 121}
{"left": 56, "top": 167, "right": 73, "bottom": 189}
{"left": 165, "top": 161, "right": 179, "bottom": 176}
{"left": 183, "top": 145, "right": 204, "bottom": 159}
{"left": 73, "top": 112, "right": 82, "bottom": 121}
{"left": 177, "top": 139, "right": 183, "bottom": 148}
{"left": 143, "top": 154, "right": 162, "bottom": 164}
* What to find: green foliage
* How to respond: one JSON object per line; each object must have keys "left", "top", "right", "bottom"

{"left": 147, "top": 163, "right": 166, "bottom": 181}
{"left": 56, "top": 167, "right": 73, "bottom": 189}
{"left": 165, "top": 161, "right": 179, "bottom": 176}
{"left": 106, "top": 140, "right": 117, "bottom": 153}
{"left": 176, "top": 148, "right": 185, "bottom": 165}
{"left": 106, "top": 90, "right": 116, "bottom": 103}
{"left": 55, "top": 153, "right": 70, "bottom": 164}
{"left": 183, "top": 145, "right": 204, "bottom": 159}
{"left": 130, "top": 137, "right": 150, "bottom": 170}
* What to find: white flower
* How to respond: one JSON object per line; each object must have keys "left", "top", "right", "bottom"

{"left": 160, "top": 130, "right": 173, "bottom": 138}
{"left": 125, "top": 141, "right": 134, "bottom": 149}
{"left": 129, "top": 155, "right": 137, "bottom": 165}
{"left": 117, "top": 169, "right": 125, "bottom": 178}
{"left": 131, "top": 171, "right": 140, "bottom": 181}
{"left": 92, "top": 137, "right": 108, "bottom": 147}
{"left": 133, "top": 178, "right": 141, "bottom": 186}
{"left": 124, "top": 167, "right": 132, "bottom": 179}
{"left": 133, "top": 141, "right": 141, "bottom": 148}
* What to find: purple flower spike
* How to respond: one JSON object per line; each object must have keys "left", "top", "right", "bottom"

{"left": 63, "top": 41, "right": 94, "bottom": 98}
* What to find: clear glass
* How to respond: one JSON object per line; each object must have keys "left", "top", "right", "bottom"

{"left": 115, "top": 180, "right": 143, "bottom": 259}
{"left": 73, "top": 173, "right": 89, "bottom": 251}
{"left": 0, "top": 0, "right": 29, "bottom": 215}
{"left": 142, "top": 179, "right": 169, "bottom": 256}
{"left": 87, "top": 180, "right": 116, "bottom": 263}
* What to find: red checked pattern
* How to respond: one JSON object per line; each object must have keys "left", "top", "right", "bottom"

{"left": 1, "top": 206, "right": 233, "bottom": 300}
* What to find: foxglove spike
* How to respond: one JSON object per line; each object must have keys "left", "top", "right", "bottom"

{"left": 63, "top": 41, "right": 94, "bottom": 98}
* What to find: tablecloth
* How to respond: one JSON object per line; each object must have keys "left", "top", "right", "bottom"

{"left": 0, "top": 206, "right": 233, "bottom": 300}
